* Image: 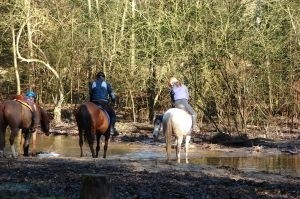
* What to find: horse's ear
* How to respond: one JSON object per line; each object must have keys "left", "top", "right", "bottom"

{"left": 153, "top": 114, "right": 163, "bottom": 124}
{"left": 159, "top": 115, "right": 163, "bottom": 120}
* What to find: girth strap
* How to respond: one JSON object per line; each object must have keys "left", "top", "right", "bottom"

{"left": 14, "top": 99, "right": 33, "bottom": 112}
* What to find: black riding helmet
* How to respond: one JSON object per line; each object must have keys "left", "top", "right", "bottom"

{"left": 96, "top": 71, "right": 105, "bottom": 79}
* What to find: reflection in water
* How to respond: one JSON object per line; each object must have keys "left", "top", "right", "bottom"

{"left": 190, "top": 156, "right": 300, "bottom": 177}
{"left": 4, "top": 134, "right": 300, "bottom": 177}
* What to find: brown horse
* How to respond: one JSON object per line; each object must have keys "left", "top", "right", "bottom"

{"left": 0, "top": 100, "right": 51, "bottom": 158}
{"left": 75, "top": 102, "right": 110, "bottom": 158}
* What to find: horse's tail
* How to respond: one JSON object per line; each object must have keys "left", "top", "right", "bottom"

{"left": 164, "top": 113, "right": 173, "bottom": 161}
{"left": 77, "top": 104, "right": 94, "bottom": 144}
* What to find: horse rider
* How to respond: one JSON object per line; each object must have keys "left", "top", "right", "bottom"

{"left": 169, "top": 77, "right": 200, "bottom": 133}
{"left": 24, "top": 90, "right": 38, "bottom": 132}
{"left": 89, "top": 71, "right": 118, "bottom": 136}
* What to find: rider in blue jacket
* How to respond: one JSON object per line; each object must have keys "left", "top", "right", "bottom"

{"left": 89, "top": 71, "right": 118, "bottom": 136}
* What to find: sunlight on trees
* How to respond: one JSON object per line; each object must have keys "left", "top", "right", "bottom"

{"left": 0, "top": 0, "right": 299, "bottom": 135}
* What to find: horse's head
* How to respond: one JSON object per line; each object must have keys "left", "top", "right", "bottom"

{"left": 152, "top": 114, "right": 163, "bottom": 141}
{"left": 39, "top": 108, "right": 51, "bottom": 136}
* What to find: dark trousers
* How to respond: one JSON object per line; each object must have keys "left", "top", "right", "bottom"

{"left": 91, "top": 100, "right": 116, "bottom": 126}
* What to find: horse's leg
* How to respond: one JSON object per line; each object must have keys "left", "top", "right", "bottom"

{"left": 165, "top": 121, "right": 172, "bottom": 162}
{"left": 0, "top": 131, "right": 4, "bottom": 156}
{"left": 88, "top": 142, "right": 96, "bottom": 158}
{"left": 0, "top": 125, "right": 7, "bottom": 158}
{"left": 185, "top": 135, "right": 191, "bottom": 164}
{"left": 31, "top": 131, "right": 37, "bottom": 156}
{"left": 88, "top": 131, "right": 96, "bottom": 158}
{"left": 95, "top": 133, "right": 101, "bottom": 158}
{"left": 18, "top": 129, "right": 23, "bottom": 155}
{"left": 79, "top": 130, "right": 84, "bottom": 157}
{"left": 176, "top": 136, "right": 183, "bottom": 163}
{"left": 103, "top": 134, "right": 109, "bottom": 158}
{"left": 9, "top": 128, "right": 20, "bottom": 158}
{"left": 22, "top": 129, "right": 32, "bottom": 156}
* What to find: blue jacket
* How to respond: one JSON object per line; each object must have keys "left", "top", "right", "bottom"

{"left": 89, "top": 77, "right": 116, "bottom": 103}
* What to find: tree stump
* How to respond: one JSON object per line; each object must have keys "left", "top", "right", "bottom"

{"left": 80, "top": 174, "right": 112, "bottom": 199}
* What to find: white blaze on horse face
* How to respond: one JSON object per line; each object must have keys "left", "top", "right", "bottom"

{"left": 153, "top": 120, "right": 162, "bottom": 138}
{"left": 153, "top": 115, "right": 163, "bottom": 138}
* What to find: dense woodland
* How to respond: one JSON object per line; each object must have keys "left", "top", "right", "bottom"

{"left": 0, "top": 0, "right": 299, "bottom": 136}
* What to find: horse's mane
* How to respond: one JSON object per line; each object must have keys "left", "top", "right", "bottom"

{"left": 154, "top": 114, "right": 163, "bottom": 123}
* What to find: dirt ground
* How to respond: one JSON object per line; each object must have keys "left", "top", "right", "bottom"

{"left": 0, "top": 121, "right": 300, "bottom": 199}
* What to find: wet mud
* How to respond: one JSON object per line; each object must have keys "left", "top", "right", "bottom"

{"left": 0, "top": 122, "right": 300, "bottom": 198}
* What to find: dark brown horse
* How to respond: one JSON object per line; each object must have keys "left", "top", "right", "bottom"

{"left": 75, "top": 102, "right": 110, "bottom": 158}
{"left": 0, "top": 100, "right": 50, "bottom": 158}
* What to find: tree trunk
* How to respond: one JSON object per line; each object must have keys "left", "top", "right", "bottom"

{"left": 11, "top": 25, "right": 21, "bottom": 94}
{"left": 16, "top": 20, "right": 64, "bottom": 124}
{"left": 147, "top": 62, "right": 156, "bottom": 122}
{"left": 129, "top": 89, "right": 136, "bottom": 122}
{"left": 266, "top": 57, "right": 273, "bottom": 113}
{"left": 130, "top": 0, "right": 136, "bottom": 75}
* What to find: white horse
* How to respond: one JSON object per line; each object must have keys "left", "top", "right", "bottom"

{"left": 153, "top": 108, "right": 192, "bottom": 163}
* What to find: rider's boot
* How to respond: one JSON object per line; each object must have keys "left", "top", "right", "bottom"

{"left": 109, "top": 114, "right": 119, "bottom": 136}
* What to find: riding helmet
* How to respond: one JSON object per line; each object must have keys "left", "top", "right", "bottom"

{"left": 96, "top": 71, "right": 105, "bottom": 79}
{"left": 26, "top": 91, "right": 36, "bottom": 98}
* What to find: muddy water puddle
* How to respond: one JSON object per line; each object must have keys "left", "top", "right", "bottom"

{"left": 4, "top": 134, "right": 300, "bottom": 177}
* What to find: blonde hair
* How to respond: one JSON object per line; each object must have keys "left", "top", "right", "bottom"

{"left": 169, "top": 77, "right": 178, "bottom": 85}
{"left": 169, "top": 77, "right": 182, "bottom": 87}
